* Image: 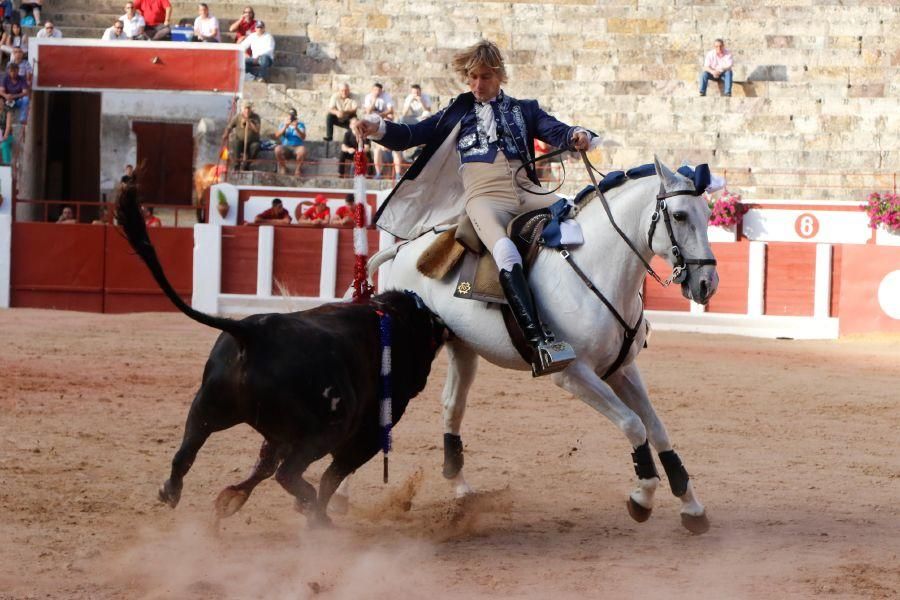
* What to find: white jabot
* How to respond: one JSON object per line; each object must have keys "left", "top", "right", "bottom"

{"left": 475, "top": 99, "right": 498, "bottom": 143}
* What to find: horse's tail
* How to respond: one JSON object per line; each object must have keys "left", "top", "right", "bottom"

{"left": 114, "top": 184, "right": 249, "bottom": 343}
{"left": 366, "top": 241, "right": 404, "bottom": 286}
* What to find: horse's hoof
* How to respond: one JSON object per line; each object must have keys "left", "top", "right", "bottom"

{"left": 329, "top": 493, "right": 350, "bottom": 515}
{"left": 626, "top": 497, "right": 652, "bottom": 523}
{"left": 307, "top": 513, "right": 333, "bottom": 529}
{"left": 680, "top": 511, "right": 710, "bottom": 534}
{"left": 214, "top": 487, "right": 248, "bottom": 518}
{"left": 158, "top": 482, "right": 180, "bottom": 508}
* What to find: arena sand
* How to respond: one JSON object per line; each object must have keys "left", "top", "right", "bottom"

{"left": 1, "top": 309, "right": 899, "bottom": 599}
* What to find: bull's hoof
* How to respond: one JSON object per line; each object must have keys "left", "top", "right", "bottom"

{"left": 329, "top": 493, "right": 350, "bottom": 515}
{"left": 158, "top": 481, "right": 180, "bottom": 508}
{"left": 626, "top": 497, "right": 652, "bottom": 523}
{"left": 214, "top": 487, "right": 249, "bottom": 518}
{"left": 307, "top": 512, "right": 333, "bottom": 529}
{"left": 680, "top": 511, "right": 710, "bottom": 534}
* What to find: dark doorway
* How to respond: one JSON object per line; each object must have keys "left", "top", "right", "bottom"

{"left": 44, "top": 92, "right": 102, "bottom": 205}
{"left": 133, "top": 121, "right": 194, "bottom": 205}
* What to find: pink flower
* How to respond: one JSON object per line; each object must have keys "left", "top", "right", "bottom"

{"left": 863, "top": 191, "right": 900, "bottom": 233}
{"left": 708, "top": 191, "right": 747, "bottom": 227}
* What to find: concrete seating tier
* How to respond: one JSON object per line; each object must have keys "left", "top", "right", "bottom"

{"left": 42, "top": 0, "right": 900, "bottom": 200}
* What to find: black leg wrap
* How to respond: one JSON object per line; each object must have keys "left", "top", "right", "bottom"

{"left": 659, "top": 450, "right": 689, "bottom": 497}
{"left": 631, "top": 440, "right": 659, "bottom": 481}
{"left": 442, "top": 433, "right": 464, "bottom": 479}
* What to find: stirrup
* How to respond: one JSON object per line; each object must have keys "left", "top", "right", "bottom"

{"left": 531, "top": 340, "right": 576, "bottom": 377}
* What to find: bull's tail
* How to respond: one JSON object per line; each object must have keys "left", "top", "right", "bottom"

{"left": 115, "top": 184, "right": 248, "bottom": 341}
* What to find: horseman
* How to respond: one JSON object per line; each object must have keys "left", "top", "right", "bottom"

{"left": 354, "top": 40, "right": 597, "bottom": 375}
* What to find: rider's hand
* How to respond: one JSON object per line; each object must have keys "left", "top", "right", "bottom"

{"left": 571, "top": 131, "right": 590, "bottom": 152}
{"left": 352, "top": 118, "right": 378, "bottom": 141}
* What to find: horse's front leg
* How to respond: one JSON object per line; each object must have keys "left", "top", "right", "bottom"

{"left": 606, "top": 363, "right": 709, "bottom": 534}
{"left": 441, "top": 340, "right": 479, "bottom": 498}
{"left": 553, "top": 361, "right": 662, "bottom": 520}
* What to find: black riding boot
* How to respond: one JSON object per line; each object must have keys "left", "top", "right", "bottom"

{"left": 499, "top": 264, "right": 575, "bottom": 377}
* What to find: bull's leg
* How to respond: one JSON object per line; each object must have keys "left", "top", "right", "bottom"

{"left": 274, "top": 448, "right": 321, "bottom": 517}
{"left": 552, "top": 361, "right": 657, "bottom": 521}
{"left": 606, "top": 363, "right": 709, "bottom": 534}
{"left": 441, "top": 341, "right": 478, "bottom": 498}
{"left": 214, "top": 439, "right": 284, "bottom": 518}
{"left": 159, "top": 391, "right": 238, "bottom": 508}
{"left": 315, "top": 437, "right": 381, "bottom": 526}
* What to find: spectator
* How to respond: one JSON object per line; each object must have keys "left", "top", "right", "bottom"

{"left": 700, "top": 38, "right": 733, "bottom": 97}
{"left": 142, "top": 205, "right": 162, "bottom": 227}
{"left": 0, "top": 120, "right": 11, "bottom": 165}
{"left": 274, "top": 108, "right": 306, "bottom": 177}
{"left": 0, "top": 1, "right": 12, "bottom": 26}
{"left": 228, "top": 5, "right": 256, "bottom": 45}
{"left": 253, "top": 198, "right": 291, "bottom": 225}
{"left": 193, "top": 3, "right": 220, "bottom": 42}
{"left": 240, "top": 20, "right": 274, "bottom": 82}
{"left": 92, "top": 206, "right": 112, "bottom": 225}
{"left": 8, "top": 48, "right": 32, "bottom": 86}
{"left": 338, "top": 117, "right": 370, "bottom": 178}
{"left": 222, "top": 100, "right": 261, "bottom": 171}
{"left": 364, "top": 83, "right": 402, "bottom": 180}
{"left": 332, "top": 193, "right": 357, "bottom": 227}
{"left": 19, "top": 1, "right": 41, "bottom": 26}
{"left": 0, "top": 63, "right": 29, "bottom": 129}
{"left": 102, "top": 20, "right": 128, "bottom": 41}
{"left": 120, "top": 2, "right": 147, "bottom": 40}
{"left": 401, "top": 84, "right": 432, "bottom": 124}
{"left": 0, "top": 23, "right": 28, "bottom": 60}
{"left": 323, "top": 83, "right": 357, "bottom": 142}
{"left": 35, "top": 21, "right": 62, "bottom": 39}
{"left": 121, "top": 164, "right": 136, "bottom": 185}
{"left": 133, "top": 0, "right": 171, "bottom": 41}
{"left": 298, "top": 194, "right": 330, "bottom": 226}
{"left": 57, "top": 207, "right": 76, "bottom": 224}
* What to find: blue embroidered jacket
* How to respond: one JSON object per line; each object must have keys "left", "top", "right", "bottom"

{"left": 377, "top": 90, "right": 580, "bottom": 187}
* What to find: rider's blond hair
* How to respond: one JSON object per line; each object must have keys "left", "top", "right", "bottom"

{"left": 452, "top": 40, "right": 508, "bottom": 84}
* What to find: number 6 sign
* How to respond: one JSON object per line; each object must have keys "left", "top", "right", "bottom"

{"left": 794, "top": 213, "right": 820, "bottom": 239}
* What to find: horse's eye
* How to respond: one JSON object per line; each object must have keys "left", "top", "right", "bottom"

{"left": 672, "top": 211, "right": 687, "bottom": 222}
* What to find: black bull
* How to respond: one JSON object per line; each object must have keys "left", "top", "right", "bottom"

{"left": 115, "top": 187, "right": 447, "bottom": 525}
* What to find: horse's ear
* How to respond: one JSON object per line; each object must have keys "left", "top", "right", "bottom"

{"left": 653, "top": 154, "right": 679, "bottom": 191}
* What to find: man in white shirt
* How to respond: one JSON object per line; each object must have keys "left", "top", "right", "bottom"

{"left": 102, "top": 20, "right": 128, "bottom": 41}
{"left": 120, "top": 2, "right": 147, "bottom": 40}
{"left": 699, "top": 38, "right": 734, "bottom": 97}
{"left": 193, "top": 2, "right": 219, "bottom": 42}
{"left": 364, "top": 83, "right": 402, "bottom": 180}
{"left": 35, "top": 21, "right": 62, "bottom": 39}
{"left": 401, "top": 84, "right": 432, "bottom": 125}
{"left": 239, "top": 20, "right": 275, "bottom": 83}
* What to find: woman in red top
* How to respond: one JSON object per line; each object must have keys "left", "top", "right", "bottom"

{"left": 229, "top": 6, "right": 256, "bottom": 44}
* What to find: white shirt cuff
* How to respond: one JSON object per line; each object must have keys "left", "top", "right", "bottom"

{"left": 363, "top": 114, "right": 386, "bottom": 140}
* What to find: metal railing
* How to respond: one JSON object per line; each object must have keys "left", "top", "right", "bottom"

{"left": 13, "top": 199, "right": 199, "bottom": 227}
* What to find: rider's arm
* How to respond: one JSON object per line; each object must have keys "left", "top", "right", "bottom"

{"left": 526, "top": 100, "right": 596, "bottom": 151}
{"left": 369, "top": 107, "right": 446, "bottom": 151}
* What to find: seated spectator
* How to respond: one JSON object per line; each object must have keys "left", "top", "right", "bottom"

{"left": 0, "top": 63, "right": 30, "bottom": 129}
{"left": 121, "top": 164, "right": 136, "bottom": 185}
{"left": 274, "top": 108, "right": 306, "bottom": 177}
{"left": 324, "top": 83, "right": 357, "bottom": 142}
{"left": 19, "top": 1, "right": 42, "bottom": 26}
{"left": 332, "top": 193, "right": 357, "bottom": 227}
{"left": 133, "top": 0, "right": 171, "bottom": 41}
{"left": 142, "top": 205, "right": 162, "bottom": 227}
{"left": 0, "top": 1, "right": 12, "bottom": 26}
{"left": 35, "top": 21, "right": 62, "bottom": 39}
{"left": 253, "top": 198, "right": 291, "bottom": 225}
{"left": 221, "top": 100, "right": 261, "bottom": 171}
{"left": 240, "top": 20, "right": 274, "bottom": 82}
{"left": 57, "top": 206, "right": 76, "bottom": 224}
{"left": 229, "top": 5, "right": 256, "bottom": 45}
{"left": 8, "top": 48, "right": 32, "bottom": 86}
{"left": 92, "top": 206, "right": 112, "bottom": 225}
{"left": 0, "top": 23, "right": 28, "bottom": 60}
{"left": 102, "top": 20, "right": 128, "bottom": 41}
{"left": 365, "top": 83, "right": 403, "bottom": 180}
{"left": 193, "top": 3, "right": 220, "bottom": 42}
{"left": 298, "top": 194, "right": 330, "bottom": 226}
{"left": 699, "top": 38, "right": 733, "bottom": 97}
{"left": 401, "top": 84, "right": 432, "bottom": 124}
{"left": 338, "top": 117, "right": 370, "bottom": 178}
{"left": 120, "top": 2, "right": 147, "bottom": 40}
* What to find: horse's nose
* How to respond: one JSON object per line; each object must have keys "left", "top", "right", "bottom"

{"left": 699, "top": 278, "right": 709, "bottom": 299}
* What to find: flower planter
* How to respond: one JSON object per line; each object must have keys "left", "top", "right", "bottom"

{"left": 875, "top": 226, "right": 900, "bottom": 247}
{"left": 217, "top": 202, "right": 229, "bottom": 219}
{"left": 707, "top": 224, "right": 737, "bottom": 242}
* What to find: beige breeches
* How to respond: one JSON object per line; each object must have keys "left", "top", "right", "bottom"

{"left": 461, "top": 153, "right": 557, "bottom": 251}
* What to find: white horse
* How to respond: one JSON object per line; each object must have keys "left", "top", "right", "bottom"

{"left": 348, "top": 157, "right": 718, "bottom": 533}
